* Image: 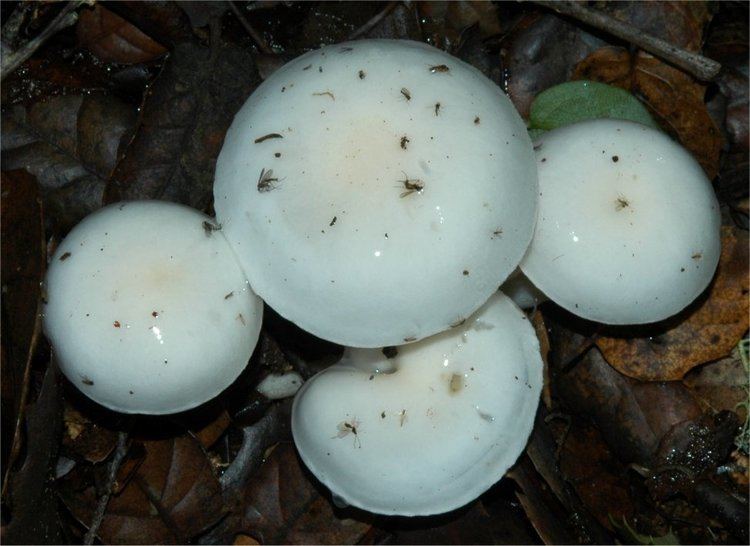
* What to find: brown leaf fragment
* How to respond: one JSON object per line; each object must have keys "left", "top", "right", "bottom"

{"left": 106, "top": 42, "right": 259, "bottom": 209}
{"left": 1, "top": 363, "right": 64, "bottom": 545}
{"left": 596, "top": 227, "right": 749, "bottom": 381}
{"left": 240, "top": 442, "right": 370, "bottom": 545}
{"left": 683, "top": 345, "right": 748, "bottom": 420}
{"left": 60, "top": 435, "right": 224, "bottom": 544}
{"left": 553, "top": 338, "right": 702, "bottom": 465}
{"left": 77, "top": 4, "right": 167, "bottom": 65}
{"left": 501, "top": 12, "right": 605, "bottom": 118}
{"left": 558, "top": 422, "right": 634, "bottom": 531}
{"left": 602, "top": 0, "right": 711, "bottom": 52}
{"left": 573, "top": 46, "right": 723, "bottom": 178}
{"left": 63, "top": 403, "right": 119, "bottom": 463}
{"left": 1, "top": 170, "right": 44, "bottom": 475}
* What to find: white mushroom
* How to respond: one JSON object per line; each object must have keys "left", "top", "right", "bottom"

{"left": 214, "top": 39, "right": 538, "bottom": 347}
{"left": 520, "top": 119, "right": 721, "bottom": 324}
{"left": 291, "top": 292, "right": 543, "bottom": 516}
{"left": 43, "top": 201, "right": 263, "bottom": 414}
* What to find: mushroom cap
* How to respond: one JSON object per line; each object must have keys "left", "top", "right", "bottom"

{"left": 214, "top": 39, "right": 537, "bottom": 347}
{"left": 43, "top": 201, "right": 263, "bottom": 414}
{"left": 291, "top": 292, "right": 543, "bottom": 516}
{"left": 520, "top": 119, "right": 721, "bottom": 324}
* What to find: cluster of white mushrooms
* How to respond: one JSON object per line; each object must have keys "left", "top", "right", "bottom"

{"left": 43, "top": 40, "right": 721, "bottom": 516}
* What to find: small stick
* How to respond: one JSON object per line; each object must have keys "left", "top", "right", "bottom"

{"left": 533, "top": 0, "right": 721, "bottom": 81}
{"left": 83, "top": 430, "right": 130, "bottom": 545}
{"left": 1, "top": 1, "right": 86, "bottom": 80}
{"left": 226, "top": 0, "right": 274, "bottom": 55}
{"left": 348, "top": 1, "right": 400, "bottom": 40}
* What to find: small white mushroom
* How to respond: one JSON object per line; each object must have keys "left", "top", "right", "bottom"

{"left": 256, "top": 371, "right": 304, "bottom": 399}
{"left": 43, "top": 201, "right": 263, "bottom": 414}
{"left": 214, "top": 39, "right": 538, "bottom": 347}
{"left": 291, "top": 292, "right": 543, "bottom": 516}
{"left": 520, "top": 119, "right": 721, "bottom": 324}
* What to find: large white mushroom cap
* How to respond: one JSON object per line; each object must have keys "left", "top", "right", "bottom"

{"left": 214, "top": 39, "right": 537, "bottom": 347}
{"left": 520, "top": 119, "right": 721, "bottom": 324}
{"left": 43, "top": 201, "right": 263, "bottom": 414}
{"left": 291, "top": 292, "right": 543, "bottom": 516}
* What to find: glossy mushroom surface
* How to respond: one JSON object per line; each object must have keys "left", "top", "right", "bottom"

{"left": 214, "top": 39, "right": 538, "bottom": 347}
{"left": 292, "top": 292, "right": 543, "bottom": 515}
{"left": 43, "top": 201, "right": 263, "bottom": 414}
{"left": 521, "top": 119, "right": 721, "bottom": 324}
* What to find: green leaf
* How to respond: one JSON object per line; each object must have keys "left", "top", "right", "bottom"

{"left": 529, "top": 80, "right": 658, "bottom": 133}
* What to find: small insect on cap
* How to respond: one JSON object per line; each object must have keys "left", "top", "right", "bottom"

{"left": 520, "top": 119, "right": 721, "bottom": 324}
{"left": 43, "top": 201, "right": 263, "bottom": 414}
{"left": 291, "top": 293, "right": 543, "bottom": 516}
{"left": 214, "top": 39, "right": 538, "bottom": 347}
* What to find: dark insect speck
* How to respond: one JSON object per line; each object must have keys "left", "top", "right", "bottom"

{"left": 203, "top": 220, "right": 221, "bottom": 235}
{"left": 254, "top": 133, "right": 283, "bottom": 144}
{"left": 329, "top": 216, "right": 337, "bottom": 227}
{"left": 358, "top": 70, "right": 366, "bottom": 79}
{"left": 59, "top": 252, "right": 72, "bottom": 261}
{"left": 82, "top": 376, "right": 94, "bottom": 386}
{"left": 434, "top": 102, "right": 441, "bottom": 116}
{"left": 474, "top": 116, "right": 480, "bottom": 125}
{"left": 430, "top": 64, "right": 450, "bottom": 73}
{"left": 612, "top": 155, "right": 619, "bottom": 162}
{"left": 225, "top": 291, "right": 234, "bottom": 299}
{"left": 400, "top": 87, "right": 411, "bottom": 101}
{"left": 400, "top": 136, "right": 410, "bottom": 149}
{"left": 257, "top": 168, "right": 279, "bottom": 192}
{"left": 303, "top": 64, "right": 312, "bottom": 71}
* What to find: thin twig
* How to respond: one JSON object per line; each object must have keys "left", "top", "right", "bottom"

{"left": 226, "top": 0, "right": 273, "bottom": 55}
{"left": 83, "top": 430, "right": 130, "bottom": 545}
{"left": 1, "top": 299, "right": 44, "bottom": 499}
{"left": 348, "top": 1, "right": 400, "bottom": 40}
{"left": 0, "top": 1, "right": 86, "bottom": 81}
{"left": 533, "top": 0, "right": 721, "bottom": 81}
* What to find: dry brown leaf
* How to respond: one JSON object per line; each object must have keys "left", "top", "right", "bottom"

{"left": 596, "top": 227, "right": 749, "bottom": 381}
{"left": 61, "top": 435, "right": 224, "bottom": 544}
{"left": 683, "top": 345, "right": 749, "bottom": 420}
{"left": 241, "top": 442, "right": 370, "bottom": 545}
{"left": 77, "top": 4, "right": 167, "bottom": 65}
{"left": 62, "top": 404, "right": 119, "bottom": 463}
{"left": 558, "top": 422, "right": 634, "bottom": 531}
{"left": 573, "top": 46, "right": 723, "bottom": 179}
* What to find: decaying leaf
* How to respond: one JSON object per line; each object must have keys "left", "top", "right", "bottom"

{"left": 553, "top": 341, "right": 702, "bottom": 465}
{"left": 106, "top": 42, "right": 259, "bottom": 209}
{"left": 683, "top": 343, "right": 749, "bottom": 420}
{"left": 0, "top": 170, "right": 45, "bottom": 465}
{"left": 573, "top": 47, "right": 723, "bottom": 178}
{"left": 596, "top": 227, "right": 749, "bottom": 381}
{"left": 239, "top": 442, "right": 370, "bottom": 545}
{"left": 1, "top": 364, "right": 64, "bottom": 545}
{"left": 502, "top": 12, "right": 604, "bottom": 118}
{"left": 558, "top": 422, "right": 634, "bottom": 531}
{"left": 77, "top": 4, "right": 167, "bottom": 65}
{"left": 2, "top": 94, "right": 137, "bottom": 229}
{"left": 60, "top": 435, "right": 224, "bottom": 544}
{"left": 63, "top": 404, "right": 119, "bottom": 464}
